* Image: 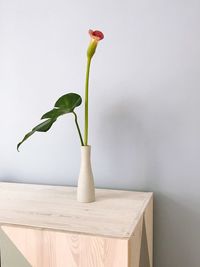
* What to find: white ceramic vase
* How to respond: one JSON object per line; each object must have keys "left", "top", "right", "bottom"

{"left": 77, "top": 145, "right": 95, "bottom": 203}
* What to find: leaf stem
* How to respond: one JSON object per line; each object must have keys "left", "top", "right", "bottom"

{"left": 84, "top": 57, "right": 91, "bottom": 146}
{"left": 73, "top": 111, "right": 84, "bottom": 146}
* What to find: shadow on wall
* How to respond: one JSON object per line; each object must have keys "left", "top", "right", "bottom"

{"left": 97, "top": 96, "right": 151, "bottom": 189}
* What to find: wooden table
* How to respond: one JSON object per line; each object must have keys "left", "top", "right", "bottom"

{"left": 0, "top": 182, "right": 153, "bottom": 267}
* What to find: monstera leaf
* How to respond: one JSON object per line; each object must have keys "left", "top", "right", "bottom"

{"left": 41, "top": 93, "right": 82, "bottom": 119}
{"left": 17, "top": 93, "right": 82, "bottom": 151}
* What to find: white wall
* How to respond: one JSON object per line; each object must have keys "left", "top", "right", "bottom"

{"left": 0, "top": 0, "right": 200, "bottom": 266}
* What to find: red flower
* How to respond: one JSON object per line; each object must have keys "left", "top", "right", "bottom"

{"left": 89, "top": 29, "right": 104, "bottom": 41}
{"left": 87, "top": 29, "right": 104, "bottom": 59}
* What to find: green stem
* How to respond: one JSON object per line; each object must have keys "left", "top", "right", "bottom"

{"left": 73, "top": 111, "right": 84, "bottom": 146}
{"left": 84, "top": 57, "right": 91, "bottom": 146}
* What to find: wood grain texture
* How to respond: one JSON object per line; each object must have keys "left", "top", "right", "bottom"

{"left": 131, "top": 196, "right": 153, "bottom": 267}
{"left": 0, "top": 182, "right": 153, "bottom": 267}
{"left": 128, "top": 217, "right": 143, "bottom": 267}
{"left": 0, "top": 182, "right": 152, "bottom": 239}
{"left": 128, "top": 196, "right": 153, "bottom": 267}
{"left": 1, "top": 225, "right": 129, "bottom": 267}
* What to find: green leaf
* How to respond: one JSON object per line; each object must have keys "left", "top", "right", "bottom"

{"left": 17, "top": 92, "right": 83, "bottom": 151}
{"left": 17, "top": 119, "right": 56, "bottom": 151}
{"left": 17, "top": 131, "right": 35, "bottom": 152}
{"left": 32, "top": 118, "right": 57, "bottom": 132}
{"left": 55, "top": 93, "right": 82, "bottom": 111}
{"left": 41, "top": 108, "right": 68, "bottom": 119}
{"left": 41, "top": 93, "right": 82, "bottom": 120}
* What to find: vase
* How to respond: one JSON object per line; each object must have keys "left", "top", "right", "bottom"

{"left": 77, "top": 145, "right": 95, "bottom": 203}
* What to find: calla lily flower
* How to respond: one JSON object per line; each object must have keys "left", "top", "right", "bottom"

{"left": 84, "top": 29, "right": 104, "bottom": 145}
{"left": 89, "top": 29, "right": 104, "bottom": 41}
{"left": 87, "top": 29, "right": 104, "bottom": 59}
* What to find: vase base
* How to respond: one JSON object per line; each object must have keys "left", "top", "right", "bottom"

{"left": 77, "top": 198, "right": 95, "bottom": 203}
{"left": 77, "top": 190, "right": 95, "bottom": 203}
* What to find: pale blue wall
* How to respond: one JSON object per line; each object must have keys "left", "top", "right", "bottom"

{"left": 0, "top": 0, "right": 200, "bottom": 266}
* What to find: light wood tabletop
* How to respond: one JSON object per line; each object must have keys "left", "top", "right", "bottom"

{"left": 0, "top": 182, "right": 153, "bottom": 267}
{"left": 0, "top": 182, "right": 152, "bottom": 239}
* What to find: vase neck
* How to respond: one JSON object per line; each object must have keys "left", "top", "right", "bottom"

{"left": 81, "top": 146, "right": 91, "bottom": 163}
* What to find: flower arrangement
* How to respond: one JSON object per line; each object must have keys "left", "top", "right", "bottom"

{"left": 17, "top": 29, "right": 104, "bottom": 203}
{"left": 17, "top": 29, "right": 104, "bottom": 150}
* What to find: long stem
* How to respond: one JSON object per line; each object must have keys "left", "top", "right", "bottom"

{"left": 84, "top": 57, "right": 91, "bottom": 146}
{"left": 73, "top": 111, "right": 84, "bottom": 146}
